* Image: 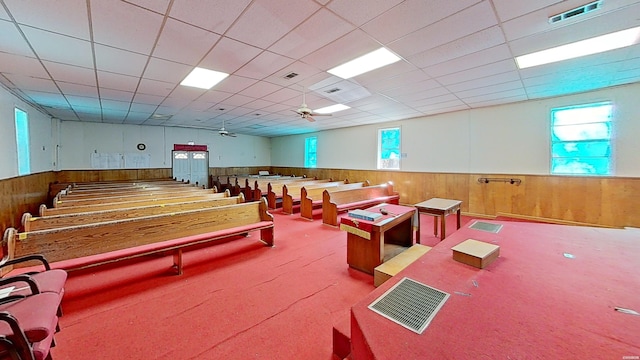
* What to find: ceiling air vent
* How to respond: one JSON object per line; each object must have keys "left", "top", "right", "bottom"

{"left": 283, "top": 72, "right": 299, "bottom": 79}
{"left": 325, "top": 88, "right": 341, "bottom": 94}
{"left": 549, "top": 1, "right": 602, "bottom": 24}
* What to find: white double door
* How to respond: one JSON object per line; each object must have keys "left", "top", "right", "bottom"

{"left": 172, "top": 150, "right": 209, "bottom": 188}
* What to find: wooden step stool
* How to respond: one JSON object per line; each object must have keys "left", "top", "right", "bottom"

{"left": 374, "top": 244, "right": 432, "bottom": 287}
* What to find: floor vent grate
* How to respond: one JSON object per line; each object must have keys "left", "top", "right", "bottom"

{"left": 368, "top": 277, "right": 449, "bottom": 334}
{"left": 469, "top": 221, "right": 503, "bottom": 233}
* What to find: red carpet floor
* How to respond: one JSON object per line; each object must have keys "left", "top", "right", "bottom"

{"left": 49, "top": 208, "right": 472, "bottom": 359}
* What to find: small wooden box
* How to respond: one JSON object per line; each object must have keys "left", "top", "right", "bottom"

{"left": 374, "top": 244, "right": 432, "bottom": 287}
{"left": 451, "top": 239, "right": 500, "bottom": 269}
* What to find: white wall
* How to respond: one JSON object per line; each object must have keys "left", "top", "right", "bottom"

{"left": 272, "top": 82, "right": 640, "bottom": 177}
{"left": 58, "top": 121, "right": 271, "bottom": 170}
{"left": 0, "top": 85, "right": 54, "bottom": 179}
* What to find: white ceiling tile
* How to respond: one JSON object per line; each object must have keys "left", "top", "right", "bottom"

{"left": 94, "top": 44, "right": 148, "bottom": 77}
{"left": 57, "top": 82, "right": 99, "bottom": 97}
{"left": 235, "top": 51, "right": 295, "bottom": 80}
{"left": 0, "top": 20, "right": 33, "bottom": 56}
{"left": 143, "top": 57, "right": 193, "bottom": 83}
{"left": 169, "top": 0, "right": 252, "bottom": 35}
{"left": 97, "top": 71, "right": 139, "bottom": 93}
{"left": 125, "top": 0, "right": 171, "bottom": 14}
{"left": 21, "top": 90, "right": 68, "bottom": 107}
{"left": 238, "top": 81, "right": 281, "bottom": 99}
{"left": 0, "top": 5, "right": 9, "bottom": 20}
{"left": 100, "top": 89, "right": 134, "bottom": 103}
{"left": 260, "top": 87, "right": 301, "bottom": 104}
{"left": 361, "top": 0, "right": 482, "bottom": 44}
{"left": 301, "top": 29, "right": 381, "bottom": 71}
{"left": 436, "top": 59, "right": 518, "bottom": 86}
{"left": 4, "top": 0, "right": 91, "bottom": 40}
{"left": 133, "top": 92, "right": 166, "bottom": 105}
{"left": 355, "top": 61, "right": 421, "bottom": 88}
{"left": 362, "top": 69, "right": 434, "bottom": 92}
{"left": 21, "top": 27, "right": 93, "bottom": 68}
{"left": 423, "top": 44, "right": 513, "bottom": 77}
{"left": 388, "top": 1, "right": 499, "bottom": 58}
{"left": 4, "top": 73, "right": 60, "bottom": 92}
{"left": 464, "top": 90, "right": 528, "bottom": 107}
{"left": 407, "top": 26, "right": 506, "bottom": 68}
{"left": 0, "top": 53, "right": 48, "bottom": 77}
{"left": 91, "top": 0, "right": 164, "bottom": 54}
{"left": 137, "top": 78, "right": 175, "bottom": 97}
{"left": 197, "top": 90, "right": 233, "bottom": 105}
{"left": 326, "top": 0, "right": 403, "bottom": 27}
{"left": 42, "top": 61, "right": 95, "bottom": 86}
{"left": 199, "top": 37, "right": 262, "bottom": 74}
{"left": 446, "top": 71, "right": 522, "bottom": 92}
{"left": 263, "top": 61, "right": 324, "bottom": 88}
{"left": 101, "top": 98, "right": 131, "bottom": 111}
{"left": 219, "top": 94, "right": 255, "bottom": 107}
{"left": 269, "top": 8, "right": 355, "bottom": 59}
{"left": 457, "top": 80, "right": 525, "bottom": 99}
{"left": 492, "top": 0, "right": 563, "bottom": 22}
{"left": 153, "top": 19, "right": 221, "bottom": 66}
{"left": 226, "top": 0, "right": 320, "bottom": 49}
{"left": 213, "top": 75, "right": 257, "bottom": 93}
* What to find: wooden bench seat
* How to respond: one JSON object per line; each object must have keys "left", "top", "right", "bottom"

{"left": 322, "top": 182, "right": 400, "bottom": 226}
{"left": 300, "top": 182, "right": 369, "bottom": 220}
{"left": 40, "top": 191, "right": 232, "bottom": 216}
{"left": 9, "top": 198, "right": 274, "bottom": 275}
{"left": 23, "top": 193, "right": 244, "bottom": 232}
{"left": 266, "top": 178, "right": 331, "bottom": 209}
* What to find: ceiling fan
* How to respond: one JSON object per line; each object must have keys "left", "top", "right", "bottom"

{"left": 217, "top": 120, "right": 236, "bottom": 137}
{"left": 293, "top": 88, "right": 332, "bottom": 122}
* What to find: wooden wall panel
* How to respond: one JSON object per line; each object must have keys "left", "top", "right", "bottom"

{"left": 0, "top": 172, "right": 56, "bottom": 231}
{"left": 2, "top": 168, "right": 638, "bottom": 236}
{"left": 272, "top": 167, "right": 640, "bottom": 228}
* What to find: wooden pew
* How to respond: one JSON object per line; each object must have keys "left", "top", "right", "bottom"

{"left": 266, "top": 178, "right": 331, "bottom": 209}
{"left": 321, "top": 182, "right": 400, "bottom": 226}
{"left": 300, "top": 182, "right": 370, "bottom": 220}
{"left": 281, "top": 180, "right": 348, "bottom": 214}
{"left": 9, "top": 198, "right": 274, "bottom": 275}
{"left": 40, "top": 192, "right": 232, "bottom": 216}
{"left": 23, "top": 194, "right": 245, "bottom": 232}
{"left": 252, "top": 176, "right": 307, "bottom": 203}
{"left": 57, "top": 185, "right": 206, "bottom": 201}
{"left": 53, "top": 187, "right": 215, "bottom": 208}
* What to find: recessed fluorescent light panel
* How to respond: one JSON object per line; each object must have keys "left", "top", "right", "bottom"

{"left": 328, "top": 47, "right": 401, "bottom": 79}
{"left": 516, "top": 26, "right": 640, "bottom": 69}
{"left": 314, "top": 104, "right": 350, "bottom": 114}
{"left": 180, "top": 67, "right": 229, "bottom": 89}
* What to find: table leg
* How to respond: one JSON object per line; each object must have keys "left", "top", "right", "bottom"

{"left": 440, "top": 214, "right": 446, "bottom": 241}
{"left": 456, "top": 208, "right": 461, "bottom": 230}
{"left": 433, "top": 215, "right": 438, "bottom": 236}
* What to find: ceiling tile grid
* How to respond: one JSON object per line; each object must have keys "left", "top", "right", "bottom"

{"left": 0, "top": 0, "right": 638, "bottom": 137}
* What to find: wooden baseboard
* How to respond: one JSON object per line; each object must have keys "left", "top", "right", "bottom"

{"left": 494, "top": 212, "right": 619, "bottom": 229}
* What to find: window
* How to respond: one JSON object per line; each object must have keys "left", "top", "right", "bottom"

{"left": 14, "top": 107, "right": 31, "bottom": 175}
{"left": 378, "top": 127, "right": 400, "bottom": 170}
{"left": 304, "top": 136, "right": 317, "bottom": 168}
{"left": 550, "top": 102, "right": 612, "bottom": 175}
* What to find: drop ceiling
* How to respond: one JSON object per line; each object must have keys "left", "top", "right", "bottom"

{"left": 0, "top": 0, "right": 639, "bottom": 138}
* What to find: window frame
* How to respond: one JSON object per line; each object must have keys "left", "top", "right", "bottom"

{"left": 550, "top": 101, "right": 613, "bottom": 176}
{"left": 14, "top": 107, "right": 31, "bottom": 176}
{"left": 377, "top": 127, "right": 401, "bottom": 170}
{"left": 304, "top": 136, "right": 317, "bottom": 168}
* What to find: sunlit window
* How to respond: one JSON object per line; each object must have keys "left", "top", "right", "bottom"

{"left": 14, "top": 107, "right": 31, "bottom": 175}
{"left": 378, "top": 127, "right": 400, "bottom": 170}
{"left": 551, "top": 102, "right": 612, "bottom": 175}
{"left": 304, "top": 136, "right": 317, "bottom": 168}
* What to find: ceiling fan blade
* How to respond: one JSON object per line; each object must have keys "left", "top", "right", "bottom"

{"left": 309, "top": 113, "right": 332, "bottom": 117}
{"left": 306, "top": 116, "right": 316, "bottom": 122}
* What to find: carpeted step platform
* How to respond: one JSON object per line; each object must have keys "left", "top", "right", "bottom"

{"left": 332, "top": 316, "right": 351, "bottom": 359}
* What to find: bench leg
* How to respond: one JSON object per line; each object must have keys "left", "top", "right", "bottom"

{"left": 261, "top": 228, "right": 274, "bottom": 247}
{"left": 172, "top": 249, "right": 183, "bottom": 275}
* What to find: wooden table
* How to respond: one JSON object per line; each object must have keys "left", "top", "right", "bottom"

{"left": 414, "top": 198, "right": 462, "bottom": 241}
{"left": 339, "top": 203, "right": 418, "bottom": 274}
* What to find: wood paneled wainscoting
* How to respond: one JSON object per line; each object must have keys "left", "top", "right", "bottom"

{"left": 0, "top": 172, "right": 56, "bottom": 232}
{"left": 270, "top": 167, "right": 640, "bottom": 229}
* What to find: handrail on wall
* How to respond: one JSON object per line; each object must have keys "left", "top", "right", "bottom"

{"left": 477, "top": 177, "right": 522, "bottom": 185}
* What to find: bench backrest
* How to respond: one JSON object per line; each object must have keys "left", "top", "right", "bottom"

{"left": 40, "top": 191, "right": 231, "bottom": 216}
{"left": 53, "top": 188, "right": 215, "bottom": 207}
{"left": 24, "top": 194, "right": 245, "bottom": 232}
{"left": 325, "top": 182, "right": 395, "bottom": 205}
{"left": 13, "top": 198, "right": 274, "bottom": 264}
{"left": 59, "top": 185, "right": 205, "bottom": 200}
{"left": 301, "top": 181, "right": 369, "bottom": 201}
